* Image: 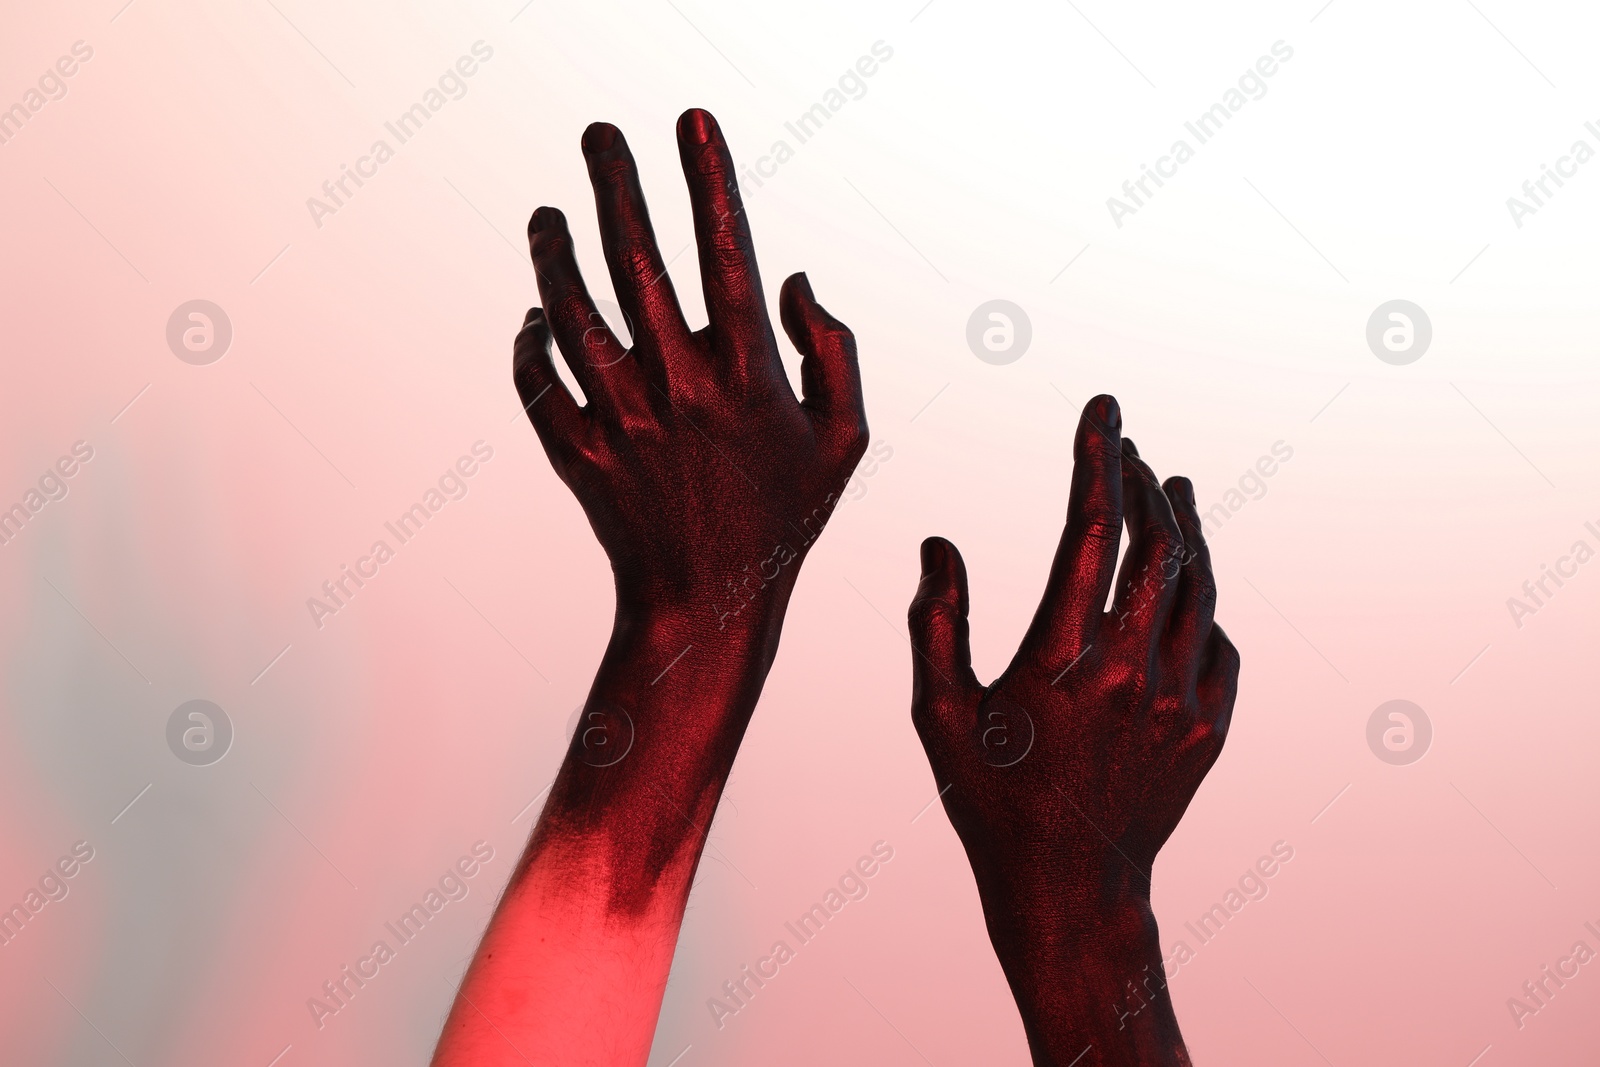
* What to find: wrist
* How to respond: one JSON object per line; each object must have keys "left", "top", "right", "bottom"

{"left": 613, "top": 541, "right": 807, "bottom": 651}
{"left": 600, "top": 593, "right": 790, "bottom": 717}
{"left": 977, "top": 893, "right": 1188, "bottom": 1067}
{"left": 966, "top": 845, "right": 1154, "bottom": 945}
{"left": 533, "top": 604, "right": 783, "bottom": 861}
{"left": 980, "top": 888, "right": 1156, "bottom": 973}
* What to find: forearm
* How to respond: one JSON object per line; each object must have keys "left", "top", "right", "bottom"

{"left": 982, "top": 892, "right": 1189, "bottom": 1067}
{"left": 432, "top": 607, "right": 782, "bottom": 1067}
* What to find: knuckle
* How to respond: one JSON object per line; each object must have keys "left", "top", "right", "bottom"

{"left": 614, "top": 241, "right": 658, "bottom": 282}
{"left": 705, "top": 225, "right": 750, "bottom": 277}
{"left": 1078, "top": 513, "right": 1122, "bottom": 546}
{"left": 1078, "top": 436, "right": 1123, "bottom": 469}
{"left": 832, "top": 428, "right": 870, "bottom": 470}
{"left": 907, "top": 596, "right": 958, "bottom": 633}
{"left": 1100, "top": 660, "right": 1150, "bottom": 701}
{"left": 837, "top": 424, "right": 870, "bottom": 468}
{"left": 1145, "top": 527, "right": 1184, "bottom": 563}
{"left": 593, "top": 155, "right": 630, "bottom": 178}
{"left": 816, "top": 322, "right": 857, "bottom": 351}
{"left": 530, "top": 226, "right": 573, "bottom": 260}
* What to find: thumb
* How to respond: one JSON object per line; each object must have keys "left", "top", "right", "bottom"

{"left": 907, "top": 536, "right": 982, "bottom": 740}
{"left": 780, "top": 272, "right": 868, "bottom": 450}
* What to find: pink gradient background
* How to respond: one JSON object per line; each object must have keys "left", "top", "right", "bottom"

{"left": 2, "top": 1, "right": 1598, "bottom": 1064}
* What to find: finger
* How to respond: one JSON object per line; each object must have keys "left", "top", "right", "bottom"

{"left": 1161, "top": 475, "right": 1217, "bottom": 686}
{"left": 780, "top": 272, "right": 866, "bottom": 450}
{"left": 1195, "top": 624, "right": 1240, "bottom": 737}
{"left": 1108, "top": 439, "right": 1185, "bottom": 644}
{"left": 676, "top": 108, "right": 777, "bottom": 371}
{"left": 1170, "top": 626, "right": 1240, "bottom": 786}
{"left": 512, "top": 308, "right": 589, "bottom": 474}
{"left": 1019, "top": 394, "right": 1123, "bottom": 666}
{"left": 528, "top": 206, "right": 632, "bottom": 411}
{"left": 580, "top": 122, "right": 692, "bottom": 360}
{"left": 907, "top": 537, "right": 982, "bottom": 741}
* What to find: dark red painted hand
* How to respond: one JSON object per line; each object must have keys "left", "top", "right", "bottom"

{"left": 434, "top": 109, "right": 866, "bottom": 1067}
{"left": 907, "top": 395, "right": 1238, "bottom": 1066}
{"left": 513, "top": 109, "right": 868, "bottom": 642}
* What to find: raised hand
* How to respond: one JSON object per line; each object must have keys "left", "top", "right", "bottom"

{"left": 906, "top": 394, "right": 1238, "bottom": 1066}
{"left": 513, "top": 108, "right": 868, "bottom": 641}
{"left": 433, "top": 109, "right": 866, "bottom": 1067}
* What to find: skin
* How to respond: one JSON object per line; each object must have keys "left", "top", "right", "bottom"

{"left": 907, "top": 394, "right": 1240, "bottom": 1066}
{"left": 430, "top": 108, "right": 867, "bottom": 1066}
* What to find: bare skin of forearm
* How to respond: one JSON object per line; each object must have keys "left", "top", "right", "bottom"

{"left": 432, "top": 608, "right": 784, "bottom": 1066}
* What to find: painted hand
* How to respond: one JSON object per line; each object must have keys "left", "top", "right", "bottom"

{"left": 906, "top": 394, "right": 1238, "bottom": 1066}
{"left": 513, "top": 108, "right": 868, "bottom": 641}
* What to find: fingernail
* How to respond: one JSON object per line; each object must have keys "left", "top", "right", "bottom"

{"left": 529, "top": 206, "right": 561, "bottom": 235}
{"left": 680, "top": 108, "right": 717, "bottom": 145}
{"left": 920, "top": 537, "right": 947, "bottom": 579}
{"left": 795, "top": 271, "right": 814, "bottom": 299}
{"left": 1122, "top": 437, "right": 1140, "bottom": 459}
{"left": 522, "top": 306, "right": 544, "bottom": 328}
{"left": 1175, "top": 477, "right": 1196, "bottom": 506}
{"left": 1092, "top": 394, "right": 1122, "bottom": 435}
{"left": 582, "top": 122, "right": 619, "bottom": 156}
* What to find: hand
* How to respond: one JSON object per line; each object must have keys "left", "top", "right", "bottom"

{"left": 906, "top": 394, "right": 1238, "bottom": 1066}
{"left": 514, "top": 108, "right": 868, "bottom": 644}
{"left": 433, "top": 108, "right": 867, "bottom": 1067}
